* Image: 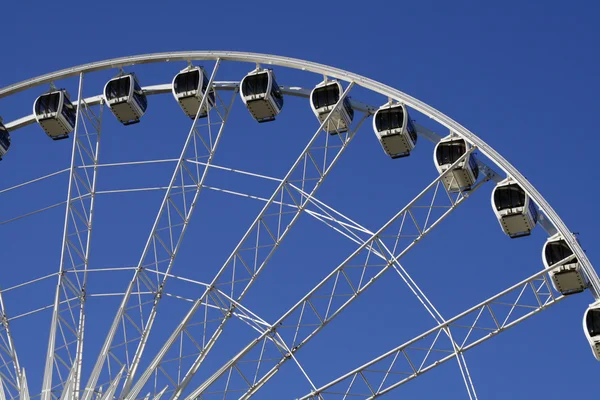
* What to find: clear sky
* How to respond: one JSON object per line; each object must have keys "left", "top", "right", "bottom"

{"left": 0, "top": 1, "right": 598, "bottom": 399}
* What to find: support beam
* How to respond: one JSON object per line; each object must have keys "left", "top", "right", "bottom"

{"left": 42, "top": 73, "right": 103, "bottom": 400}
{"left": 124, "top": 83, "right": 369, "bottom": 400}
{"left": 81, "top": 60, "right": 234, "bottom": 400}
{"left": 0, "top": 291, "right": 22, "bottom": 400}
{"left": 299, "top": 266, "right": 565, "bottom": 399}
{"left": 184, "top": 149, "right": 490, "bottom": 399}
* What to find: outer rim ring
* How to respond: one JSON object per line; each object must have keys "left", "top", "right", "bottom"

{"left": 1, "top": 50, "right": 597, "bottom": 298}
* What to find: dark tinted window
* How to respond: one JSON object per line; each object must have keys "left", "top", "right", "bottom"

{"left": 61, "top": 96, "right": 76, "bottom": 127}
{"left": 133, "top": 77, "right": 143, "bottom": 94}
{"left": 469, "top": 156, "right": 479, "bottom": 180}
{"left": 375, "top": 106, "right": 404, "bottom": 132}
{"left": 203, "top": 70, "right": 210, "bottom": 90}
{"left": 343, "top": 97, "right": 354, "bottom": 121}
{"left": 0, "top": 126, "right": 10, "bottom": 150}
{"left": 242, "top": 72, "right": 269, "bottom": 97}
{"left": 131, "top": 76, "right": 147, "bottom": 111}
{"left": 312, "top": 83, "right": 340, "bottom": 109}
{"left": 436, "top": 140, "right": 466, "bottom": 165}
{"left": 133, "top": 92, "right": 148, "bottom": 112}
{"left": 35, "top": 92, "right": 61, "bottom": 114}
{"left": 271, "top": 78, "right": 284, "bottom": 108}
{"left": 529, "top": 201, "right": 538, "bottom": 221}
{"left": 407, "top": 117, "right": 418, "bottom": 143}
{"left": 174, "top": 70, "right": 200, "bottom": 94}
{"left": 586, "top": 309, "right": 600, "bottom": 337}
{"left": 494, "top": 184, "right": 526, "bottom": 211}
{"left": 106, "top": 76, "right": 131, "bottom": 100}
{"left": 545, "top": 240, "right": 575, "bottom": 266}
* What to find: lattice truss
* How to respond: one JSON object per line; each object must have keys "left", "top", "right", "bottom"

{"left": 175, "top": 148, "right": 496, "bottom": 400}
{"left": 78, "top": 61, "right": 238, "bottom": 400}
{"left": 0, "top": 291, "right": 23, "bottom": 400}
{"left": 299, "top": 266, "right": 564, "bottom": 399}
{"left": 0, "top": 63, "right": 585, "bottom": 400}
{"left": 43, "top": 75, "right": 104, "bottom": 400}
{"left": 119, "top": 83, "right": 374, "bottom": 400}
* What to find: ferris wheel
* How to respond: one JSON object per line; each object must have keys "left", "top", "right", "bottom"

{"left": 0, "top": 51, "right": 598, "bottom": 399}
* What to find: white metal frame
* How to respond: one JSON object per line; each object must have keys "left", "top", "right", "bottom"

{"left": 183, "top": 148, "right": 488, "bottom": 399}
{"left": 491, "top": 177, "right": 537, "bottom": 238}
{"left": 122, "top": 82, "right": 368, "bottom": 400}
{"left": 3, "top": 51, "right": 590, "bottom": 299}
{"left": 42, "top": 73, "right": 103, "bottom": 400}
{"left": 372, "top": 102, "right": 417, "bottom": 158}
{"left": 0, "top": 51, "right": 597, "bottom": 400}
{"left": 80, "top": 60, "right": 233, "bottom": 400}
{"left": 172, "top": 66, "right": 214, "bottom": 118}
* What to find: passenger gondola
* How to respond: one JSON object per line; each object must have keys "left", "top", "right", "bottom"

{"left": 583, "top": 302, "right": 600, "bottom": 361}
{"left": 433, "top": 135, "right": 479, "bottom": 192}
{"left": 542, "top": 234, "right": 588, "bottom": 295}
{"left": 0, "top": 121, "right": 10, "bottom": 160}
{"left": 104, "top": 73, "right": 147, "bottom": 125}
{"left": 372, "top": 103, "right": 417, "bottom": 158}
{"left": 310, "top": 80, "right": 354, "bottom": 134}
{"left": 240, "top": 68, "right": 284, "bottom": 123}
{"left": 491, "top": 178, "right": 538, "bottom": 238}
{"left": 172, "top": 66, "right": 215, "bottom": 119}
{"left": 33, "top": 89, "right": 77, "bottom": 140}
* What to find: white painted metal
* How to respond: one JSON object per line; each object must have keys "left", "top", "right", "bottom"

{"left": 543, "top": 234, "right": 588, "bottom": 295}
{"left": 372, "top": 103, "right": 417, "bottom": 158}
{"left": 81, "top": 60, "right": 231, "bottom": 400}
{"left": 0, "top": 51, "right": 596, "bottom": 400}
{"left": 33, "top": 90, "right": 76, "bottom": 140}
{"left": 491, "top": 178, "right": 538, "bottom": 238}
{"left": 299, "top": 265, "right": 564, "bottom": 399}
{"left": 0, "top": 291, "right": 22, "bottom": 400}
{"left": 310, "top": 80, "right": 353, "bottom": 134}
{"left": 0, "top": 122, "right": 10, "bottom": 159}
{"left": 184, "top": 149, "right": 488, "bottom": 399}
{"left": 19, "top": 370, "right": 29, "bottom": 400}
{"left": 434, "top": 134, "right": 479, "bottom": 192}
{"left": 104, "top": 73, "right": 147, "bottom": 125}
{"left": 239, "top": 68, "right": 284, "bottom": 122}
{"left": 124, "top": 83, "right": 363, "bottom": 400}
{"left": 2, "top": 50, "right": 588, "bottom": 297}
{"left": 42, "top": 73, "right": 103, "bottom": 400}
{"left": 172, "top": 66, "right": 214, "bottom": 118}
{"left": 0, "top": 378, "right": 6, "bottom": 400}
{"left": 583, "top": 301, "right": 600, "bottom": 361}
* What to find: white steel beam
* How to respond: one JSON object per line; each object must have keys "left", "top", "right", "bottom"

{"left": 184, "top": 149, "right": 490, "bottom": 399}
{"left": 299, "top": 264, "right": 566, "bottom": 399}
{"left": 0, "top": 291, "right": 22, "bottom": 400}
{"left": 4, "top": 83, "right": 372, "bottom": 133}
{"left": 81, "top": 60, "right": 233, "bottom": 400}
{"left": 123, "top": 83, "right": 367, "bottom": 400}
{"left": 42, "top": 73, "right": 103, "bottom": 400}
{"left": 0, "top": 51, "right": 595, "bottom": 299}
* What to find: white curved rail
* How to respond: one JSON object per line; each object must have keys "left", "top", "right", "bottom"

{"left": 1, "top": 50, "right": 596, "bottom": 298}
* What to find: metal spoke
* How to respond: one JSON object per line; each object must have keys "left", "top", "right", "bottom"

{"left": 124, "top": 83, "right": 369, "bottom": 400}
{"left": 185, "top": 148, "right": 489, "bottom": 399}
{"left": 299, "top": 264, "right": 565, "bottom": 399}
{"left": 81, "top": 60, "right": 235, "bottom": 400}
{"left": 42, "top": 73, "right": 103, "bottom": 400}
{"left": 0, "top": 291, "right": 22, "bottom": 400}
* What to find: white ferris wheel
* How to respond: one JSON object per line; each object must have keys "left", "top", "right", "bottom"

{"left": 0, "top": 51, "right": 598, "bottom": 399}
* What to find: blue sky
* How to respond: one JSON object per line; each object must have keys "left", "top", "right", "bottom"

{"left": 0, "top": 1, "right": 598, "bottom": 399}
